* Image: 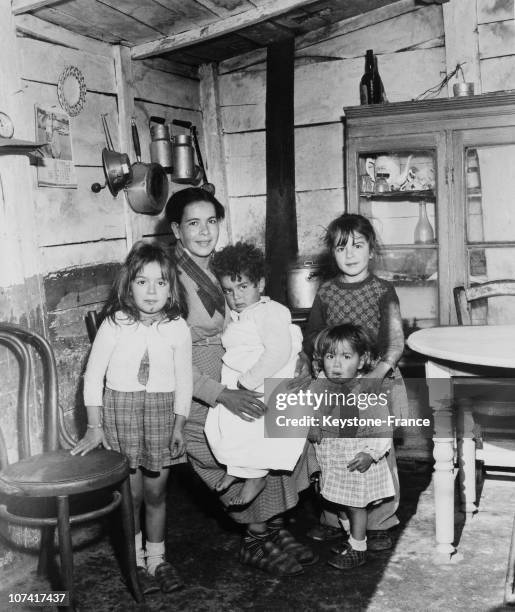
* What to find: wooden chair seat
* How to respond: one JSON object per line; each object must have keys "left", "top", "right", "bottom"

{"left": 0, "top": 449, "right": 128, "bottom": 497}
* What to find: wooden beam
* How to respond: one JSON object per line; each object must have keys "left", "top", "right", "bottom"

{"left": 12, "top": 0, "right": 63, "bottom": 16}
{"left": 219, "top": 0, "right": 421, "bottom": 73}
{"left": 131, "top": 0, "right": 321, "bottom": 59}
{"left": 15, "top": 13, "right": 112, "bottom": 56}
{"left": 265, "top": 38, "right": 297, "bottom": 305}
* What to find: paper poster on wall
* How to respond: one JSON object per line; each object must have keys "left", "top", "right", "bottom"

{"left": 34, "top": 105, "right": 77, "bottom": 188}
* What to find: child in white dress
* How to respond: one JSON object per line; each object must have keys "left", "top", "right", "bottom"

{"left": 308, "top": 323, "right": 394, "bottom": 569}
{"left": 204, "top": 242, "right": 306, "bottom": 506}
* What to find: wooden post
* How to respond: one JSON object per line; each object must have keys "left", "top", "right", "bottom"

{"left": 0, "top": 2, "right": 45, "bottom": 331}
{"left": 265, "top": 38, "right": 297, "bottom": 305}
{"left": 443, "top": 0, "right": 482, "bottom": 95}
{"left": 199, "top": 62, "right": 231, "bottom": 248}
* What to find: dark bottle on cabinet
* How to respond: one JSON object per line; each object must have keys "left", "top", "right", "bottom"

{"left": 359, "top": 49, "right": 385, "bottom": 104}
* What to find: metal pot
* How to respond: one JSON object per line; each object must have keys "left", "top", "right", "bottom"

{"left": 125, "top": 119, "right": 168, "bottom": 215}
{"left": 126, "top": 161, "right": 168, "bottom": 214}
{"left": 287, "top": 261, "right": 322, "bottom": 309}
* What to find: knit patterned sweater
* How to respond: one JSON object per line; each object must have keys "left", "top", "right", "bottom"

{"left": 304, "top": 274, "right": 404, "bottom": 368}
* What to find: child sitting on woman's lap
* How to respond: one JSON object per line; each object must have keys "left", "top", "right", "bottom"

{"left": 204, "top": 241, "right": 306, "bottom": 506}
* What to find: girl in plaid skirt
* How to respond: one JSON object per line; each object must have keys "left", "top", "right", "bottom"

{"left": 308, "top": 324, "right": 394, "bottom": 570}
{"left": 72, "top": 241, "right": 192, "bottom": 594}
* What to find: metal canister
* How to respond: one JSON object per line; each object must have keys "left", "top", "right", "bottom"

{"left": 149, "top": 122, "right": 173, "bottom": 171}
{"left": 171, "top": 134, "right": 197, "bottom": 183}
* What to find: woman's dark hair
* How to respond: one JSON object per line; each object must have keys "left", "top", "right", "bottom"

{"left": 313, "top": 323, "right": 374, "bottom": 374}
{"left": 324, "top": 213, "right": 378, "bottom": 253}
{"left": 102, "top": 240, "right": 187, "bottom": 323}
{"left": 211, "top": 241, "right": 265, "bottom": 285}
{"left": 165, "top": 187, "right": 225, "bottom": 225}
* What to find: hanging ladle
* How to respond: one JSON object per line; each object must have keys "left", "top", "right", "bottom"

{"left": 91, "top": 114, "right": 132, "bottom": 194}
{"left": 172, "top": 119, "right": 215, "bottom": 195}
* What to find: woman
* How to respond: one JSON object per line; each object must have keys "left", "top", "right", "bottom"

{"left": 165, "top": 187, "right": 318, "bottom": 577}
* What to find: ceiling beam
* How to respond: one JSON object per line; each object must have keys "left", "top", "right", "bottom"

{"left": 15, "top": 14, "right": 112, "bottom": 56}
{"left": 12, "top": 0, "right": 63, "bottom": 15}
{"left": 131, "top": 0, "right": 321, "bottom": 59}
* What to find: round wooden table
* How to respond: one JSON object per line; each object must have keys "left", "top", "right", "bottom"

{"left": 407, "top": 325, "right": 515, "bottom": 558}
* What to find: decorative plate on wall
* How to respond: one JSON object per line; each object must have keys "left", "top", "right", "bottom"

{"left": 57, "top": 66, "right": 87, "bottom": 116}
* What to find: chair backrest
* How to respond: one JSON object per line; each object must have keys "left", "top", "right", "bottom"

{"left": 0, "top": 323, "right": 59, "bottom": 461}
{"left": 85, "top": 310, "right": 102, "bottom": 343}
{"left": 454, "top": 280, "right": 515, "bottom": 325}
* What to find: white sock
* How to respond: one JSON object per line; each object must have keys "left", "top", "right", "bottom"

{"left": 146, "top": 540, "right": 165, "bottom": 575}
{"left": 349, "top": 535, "right": 367, "bottom": 552}
{"left": 135, "top": 531, "right": 146, "bottom": 567}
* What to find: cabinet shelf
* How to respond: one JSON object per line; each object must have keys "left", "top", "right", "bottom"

{"left": 379, "top": 244, "right": 437, "bottom": 250}
{"left": 360, "top": 189, "right": 435, "bottom": 201}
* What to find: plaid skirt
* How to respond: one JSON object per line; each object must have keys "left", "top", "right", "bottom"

{"left": 103, "top": 388, "right": 186, "bottom": 472}
{"left": 315, "top": 438, "right": 395, "bottom": 508}
{"left": 185, "top": 343, "right": 320, "bottom": 524}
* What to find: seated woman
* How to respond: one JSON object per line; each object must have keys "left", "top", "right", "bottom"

{"left": 165, "top": 187, "right": 319, "bottom": 577}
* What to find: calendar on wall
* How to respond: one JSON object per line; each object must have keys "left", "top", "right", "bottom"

{"left": 34, "top": 104, "right": 77, "bottom": 188}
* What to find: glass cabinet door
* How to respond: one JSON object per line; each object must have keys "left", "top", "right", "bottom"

{"left": 355, "top": 148, "right": 439, "bottom": 330}
{"left": 463, "top": 140, "right": 515, "bottom": 324}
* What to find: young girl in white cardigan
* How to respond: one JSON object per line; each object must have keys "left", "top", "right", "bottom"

{"left": 72, "top": 241, "right": 192, "bottom": 594}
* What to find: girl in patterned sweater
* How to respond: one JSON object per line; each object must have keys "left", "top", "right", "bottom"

{"left": 305, "top": 213, "right": 407, "bottom": 552}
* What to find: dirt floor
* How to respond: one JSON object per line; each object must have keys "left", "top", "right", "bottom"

{"left": 1, "top": 459, "right": 515, "bottom": 612}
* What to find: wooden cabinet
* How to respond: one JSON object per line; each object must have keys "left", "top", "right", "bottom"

{"left": 344, "top": 91, "right": 515, "bottom": 328}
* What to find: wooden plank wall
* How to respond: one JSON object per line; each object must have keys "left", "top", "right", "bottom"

{"left": 477, "top": 0, "right": 515, "bottom": 92}
{"left": 216, "top": 2, "right": 447, "bottom": 259}
{"left": 16, "top": 35, "right": 202, "bottom": 432}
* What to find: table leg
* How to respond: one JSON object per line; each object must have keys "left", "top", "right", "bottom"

{"left": 426, "top": 360, "right": 456, "bottom": 558}
{"left": 457, "top": 401, "right": 477, "bottom": 516}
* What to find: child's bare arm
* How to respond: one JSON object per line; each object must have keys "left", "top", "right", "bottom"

{"left": 71, "top": 405, "right": 111, "bottom": 456}
{"left": 170, "top": 415, "right": 186, "bottom": 458}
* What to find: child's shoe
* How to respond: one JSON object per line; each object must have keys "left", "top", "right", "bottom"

{"left": 154, "top": 561, "right": 184, "bottom": 593}
{"left": 135, "top": 566, "right": 160, "bottom": 595}
{"left": 327, "top": 545, "right": 367, "bottom": 570}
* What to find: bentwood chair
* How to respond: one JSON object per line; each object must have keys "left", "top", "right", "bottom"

{"left": 453, "top": 280, "right": 515, "bottom": 466}
{"left": 0, "top": 322, "right": 143, "bottom": 611}
{"left": 454, "top": 281, "right": 515, "bottom": 604}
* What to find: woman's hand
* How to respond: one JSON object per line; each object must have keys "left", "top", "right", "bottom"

{"left": 217, "top": 388, "right": 266, "bottom": 422}
{"left": 286, "top": 351, "right": 312, "bottom": 392}
{"left": 355, "top": 364, "right": 389, "bottom": 396}
{"left": 308, "top": 426, "right": 322, "bottom": 444}
{"left": 70, "top": 427, "right": 110, "bottom": 456}
{"left": 347, "top": 452, "right": 374, "bottom": 473}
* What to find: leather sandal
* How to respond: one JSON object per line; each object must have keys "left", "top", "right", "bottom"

{"left": 154, "top": 561, "right": 184, "bottom": 593}
{"left": 239, "top": 530, "right": 304, "bottom": 577}
{"left": 135, "top": 565, "right": 160, "bottom": 595}
{"left": 268, "top": 528, "right": 319, "bottom": 566}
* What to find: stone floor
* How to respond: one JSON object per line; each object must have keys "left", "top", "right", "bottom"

{"left": 1, "top": 459, "right": 515, "bottom": 612}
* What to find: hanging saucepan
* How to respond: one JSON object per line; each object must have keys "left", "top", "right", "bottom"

{"left": 125, "top": 119, "right": 168, "bottom": 215}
